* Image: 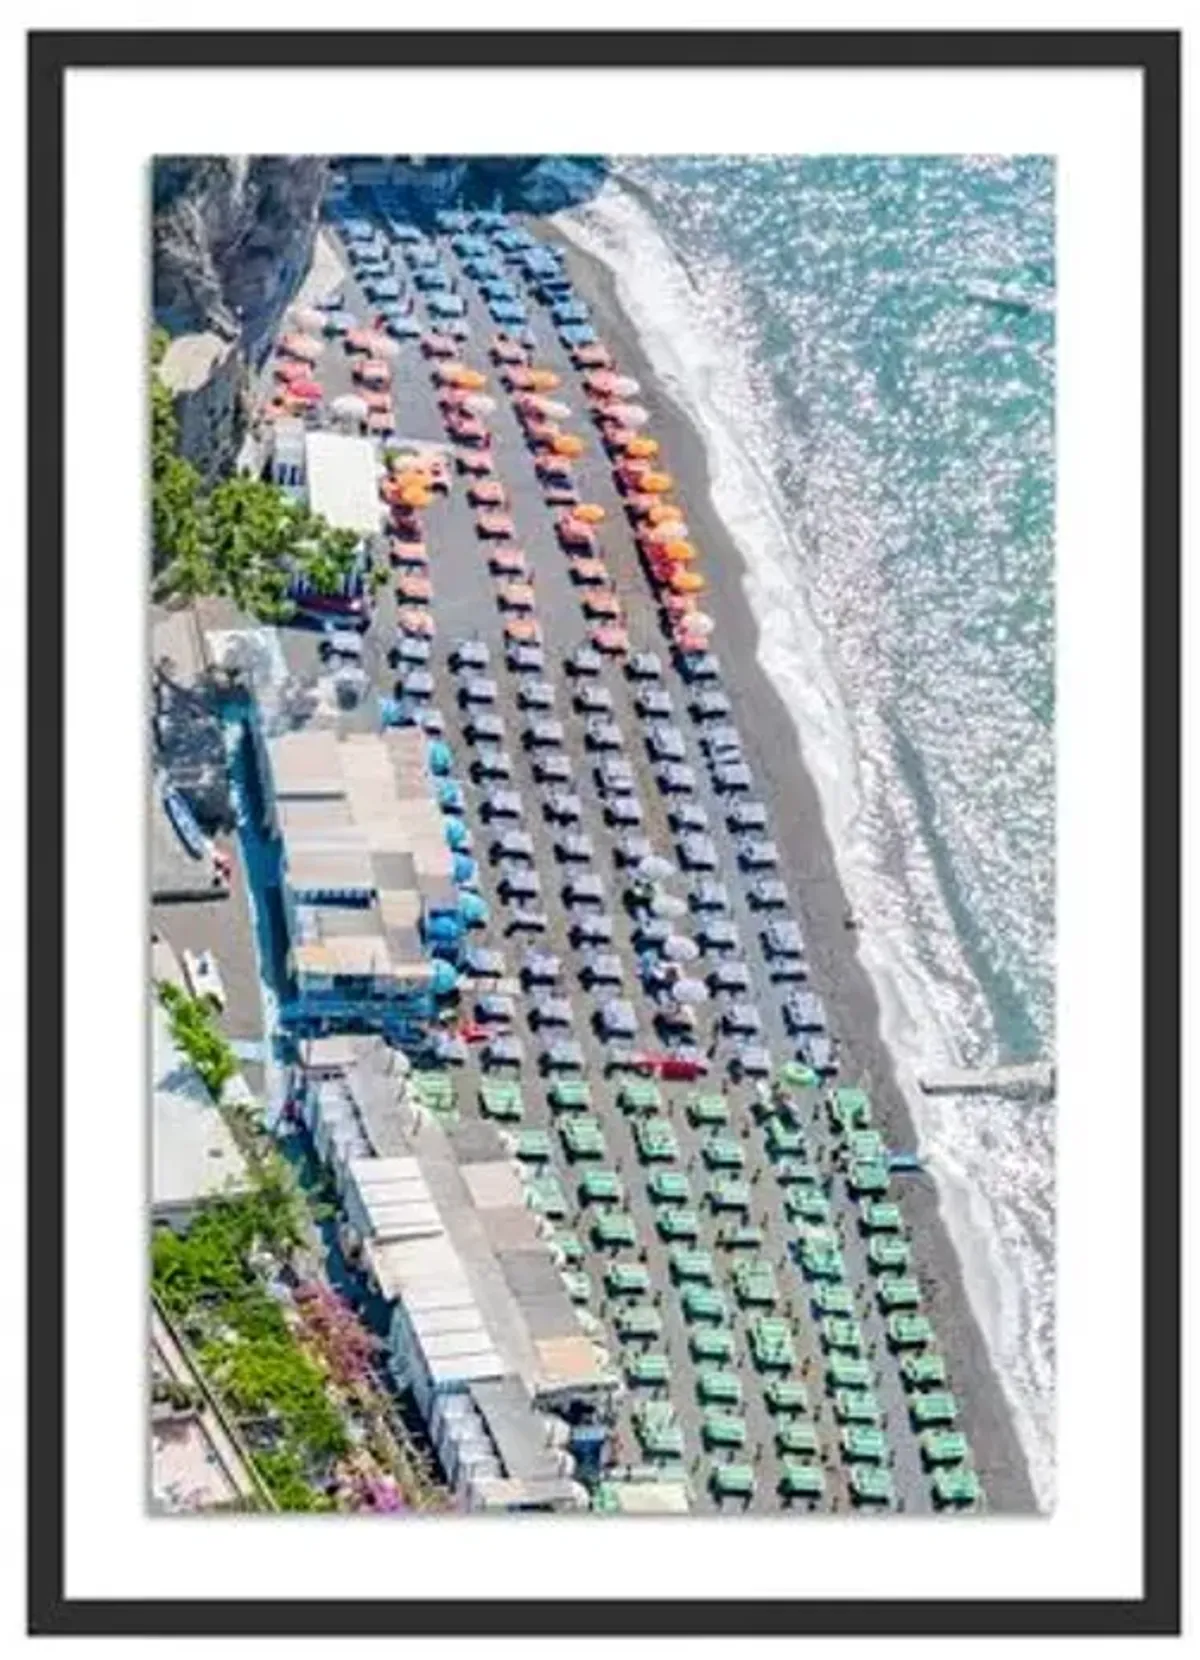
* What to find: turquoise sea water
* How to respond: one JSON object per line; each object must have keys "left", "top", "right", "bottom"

{"left": 558, "top": 156, "right": 1056, "bottom": 1501}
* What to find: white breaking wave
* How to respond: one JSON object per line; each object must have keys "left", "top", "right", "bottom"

{"left": 554, "top": 179, "right": 1056, "bottom": 1507}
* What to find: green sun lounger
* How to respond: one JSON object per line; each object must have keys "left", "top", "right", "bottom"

{"left": 920, "top": 1429, "right": 969, "bottom": 1467}
{"left": 840, "top": 1424, "right": 890, "bottom": 1464}
{"left": 901, "top": 1352, "right": 948, "bottom": 1389}
{"left": 635, "top": 1117, "right": 680, "bottom": 1163}
{"left": 638, "top": 1421, "right": 685, "bottom": 1459}
{"left": 777, "top": 1061, "right": 820, "bottom": 1091}
{"left": 668, "top": 1245, "right": 715, "bottom": 1283}
{"left": 701, "top": 1410, "right": 748, "bottom": 1450}
{"left": 717, "top": 1222, "right": 766, "bottom": 1251}
{"left": 525, "top": 1173, "right": 568, "bottom": 1218}
{"left": 687, "top": 1091, "right": 730, "bottom": 1127}
{"left": 626, "top": 1352, "right": 671, "bottom": 1388}
{"left": 682, "top": 1285, "right": 729, "bottom": 1324}
{"left": 548, "top": 1078, "right": 591, "bottom": 1113}
{"left": 820, "top": 1316, "right": 864, "bottom": 1354}
{"left": 706, "top": 1176, "right": 751, "bottom": 1213}
{"left": 605, "top": 1262, "right": 652, "bottom": 1298}
{"left": 696, "top": 1368, "right": 743, "bottom": 1408}
{"left": 886, "top": 1312, "right": 934, "bottom": 1349}
{"left": 765, "top": 1118, "right": 808, "bottom": 1157}
{"left": 513, "top": 1128, "right": 553, "bottom": 1162}
{"left": 848, "top": 1160, "right": 891, "bottom": 1196}
{"left": 647, "top": 1169, "right": 692, "bottom": 1205}
{"left": 592, "top": 1209, "right": 639, "bottom": 1251}
{"left": 579, "top": 1168, "right": 624, "bottom": 1206}
{"left": 798, "top": 1241, "right": 845, "bottom": 1280}
{"left": 834, "top": 1388, "right": 882, "bottom": 1425}
{"left": 859, "top": 1200, "right": 904, "bottom": 1233}
{"left": 710, "top": 1462, "right": 755, "bottom": 1499}
{"left": 846, "top": 1130, "right": 886, "bottom": 1162}
{"left": 877, "top": 1276, "right": 922, "bottom": 1312}
{"left": 787, "top": 1189, "right": 833, "bottom": 1225}
{"left": 656, "top": 1207, "right": 701, "bottom": 1242}
{"left": 779, "top": 1461, "right": 825, "bottom": 1500}
{"left": 849, "top": 1465, "right": 896, "bottom": 1507}
{"left": 772, "top": 1158, "right": 822, "bottom": 1188}
{"left": 619, "top": 1080, "right": 663, "bottom": 1114}
{"left": 910, "top": 1391, "right": 958, "bottom": 1429}
{"left": 932, "top": 1466, "right": 983, "bottom": 1508}
{"left": 615, "top": 1305, "right": 663, "bottom": 1342}
{"left": 764, "top": 1379, "right": 809, "bottom": 1416}
{"left": 776, "top": 1420, "right": 820, "bottom": 1458}
{"left": 480, "top": 1080, "right": 524, "bottom": 1121}
{"left": 749, "top": 1317, "right": 796, "bottom": 1371}
{"left": 827, "top": 1353, "right": 874, "bottom": 1391}
{"left": 810, "top": 1283, "right": 856, "bottom": 1317}
{"left": 562, "top": 1270, "right": 592, "bottom": 1304}
{"left": 702, "top": 1133, "right": 746, "bottom": 1171}
{"left": 690, "top": 1327, "right": 735, "bottom": 1364}
{"left": 560, "top": 1115, "right": 608, "bottom": 1161}
{"left": 868, "top": 1236, "right": 911, "bottom": 1273}
{"left": 550, "top": 1230, "right": 584, "bottom": 1265}
{"left": 733, "top": 1261, "right": 779, "bottom": 1308}
{"left": 829, "top": 1087, "right": 872, "bottom": 1133}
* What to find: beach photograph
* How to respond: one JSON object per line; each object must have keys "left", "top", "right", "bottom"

{"left": 147, "top": 153, "right": 1055, "bottom": 1520}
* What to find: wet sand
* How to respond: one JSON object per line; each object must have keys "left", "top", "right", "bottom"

{"left": 544, "top": 227, "right": 1037, "bottom": 1513}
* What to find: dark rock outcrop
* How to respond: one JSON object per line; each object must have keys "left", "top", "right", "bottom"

{"left": 152, "top": 155, "right": 329, "bottom": 368}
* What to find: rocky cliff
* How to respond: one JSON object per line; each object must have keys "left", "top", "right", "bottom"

{"left": 153, "top": 155, "right": 329, "bottom": 368}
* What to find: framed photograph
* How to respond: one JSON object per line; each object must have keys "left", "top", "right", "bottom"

{"left": 27, "top": 26, "right": 1179, "bottom": 1639}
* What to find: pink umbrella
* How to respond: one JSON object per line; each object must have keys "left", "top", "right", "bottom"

{"left": 607, "top": 401, "right": 649, "bottom": 428}
{"left": 288, "top": 378, "right": 323, "bottom": 403}
{"left": 278, "top": 332, "right": 323, "bottom": 362}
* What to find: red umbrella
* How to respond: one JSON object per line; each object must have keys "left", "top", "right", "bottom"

{"left": 288, "top": 379, "right": 323, "bottom": 403}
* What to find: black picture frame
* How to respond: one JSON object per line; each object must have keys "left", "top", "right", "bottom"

{"left": 27, "top": 28, "right": 1180, "bottom": 1639}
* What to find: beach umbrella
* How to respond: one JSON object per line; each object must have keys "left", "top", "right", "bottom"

{"left": 290, "top": 304, "right": 325, "bottom": 334}
{"left": 639, "top": 470, "right": 674, "bottom": 494}
{"left": 777, "top": 1061, "right": 818, "bottom": 1090}
{"left": 611, "top": 374, "right": 641, "bottom": 397}
{"left": 367, "top": 410, "right": 396, "bottom": 435}
{"left": 647, "top": 502, "right": 684, "bottom": 526}
{"left": 288, "top": 378, "right": 323, "bottom": 403}
{"left": 528, "top": 369, "right": 561, "bottom": 391}
{"left": 539, "top": 399, "right": 572, "bottom": 420}
{"left": 683, "top": 609, "right": 715, "bottom": 635}
{"left": 397, "top": 607, "right": 435, "bottom": 636}
{"left": 552, "top": 433, "right": 585, "bottom": 458}
{"left": 274, "top": 359, "right": 310, "bottom": 384}
{"left": 625, "top": 436, "right": 659, "bottom": 459}
{"left": 607, "top": 401, "right": 649, "bottom": 428}
{"left": 636, "top": 854, "right": 677, "bottom": 882}
{"left": 662, "top": 935, "right": 701, "bottom": 964}
{"left": 574, "top": 503, "right": 606, "bottom": 524}
{"left": 660, "top": 540, "right": 696, "bottom": 562}
{"left": 279, "top": 331, "right": 324, "bottom": 361}
{"left": 463, "top": 393, "right": 497, "bottom": 416}
{"left": 455, "top": 367, "right": 489, "bottom": 391}
{"left": 363, "top": 389, "right": 393, "bottom": 414}
{"left": 445, "top": 818, "right": 470, "bottom": 850}
{"left": 645, "top": 522, "right": 691, "bottom": 545}
{"left": 672, "top": 977, "right": 708, "bottom": 1004}
{"left": 591, "top": 623, "right": 630, "bottom": 654}
{"left": 600, "top": 424, "right": 638, "bottom": 452}
{"left": 399, "top": 484, "right": 433, "bottom": 509}
{"left": 331, "top": 392, "right": 369, "bottom": 422}
{"left": 649, "top": 891, "right": 687, "bottom": 919}
{"left": 670, "top": 569, "right": 706, "bottom": 594}
{"left": 366, "top": 333, "right": 401, "bottom": 359}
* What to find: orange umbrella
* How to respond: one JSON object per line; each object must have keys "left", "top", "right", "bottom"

{"left": 647, "top": 502, "right": 684, "bottom": 526}
{"left": 625, "top": 436, "right": 660, "bottom": 460}
{"left": 453, "top": 367, "right": 488, "bottom": 391}
{"left": 669, "top": 569, "right": 706, "bottom": 594}
{"left": 552, "top": 433, "right": 585, "bottom": 458}
{"left": 660, "top": 540, "right": 697, "bottom": 563}
{"left": 396, "top": 575, "right": 433, "bottom": 602}
{"left": 639, "top": 471, "right": 673, "bottom": 495}
{"left": 400, "top": 484, "right": 433, "bottom": 509}
{"left": 504, "top": 616, "right": 543, "bottom": 644}
{"left": 574, "top": 503, "right": 606, "bottom": 525}
{"left": 497, "top": 581, "right": 536, "bottom": 611}
{"left": 528, "top": 369, "right": 560, "bottom": 391}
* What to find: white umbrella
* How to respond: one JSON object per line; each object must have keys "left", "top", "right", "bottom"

{"left": 368, "top": 334, "right": 401, "bottom": 359}
{"left": 611, "top": 375, "right": 641, "bottom": 397}
{"left": 608, "top": 401, "right": 650, "bottom": 428}
{"left": 650, "top": 892, "right": 687, "bottom": 919}
{"left": 541, "top": 398, "right": 572, "bottom": 420}
{"left": 463, "top": 393, "right": 497, "bottom": 415}
{"left": 636, "top": 854, "right": 677, "bottom": 881}
{"left": 290, "top": 304, "right": 326, "bottom": 335}
{"left": 684, "top": 611, "right": 716, "bottom": 636}
{"left": 662, "top": 935, "right": 700, "bottom": 964}
{"left": 332, "top": 393, "right": 369, "bottom": 422}
{"left": 672, "top": 977, "right": 708, "bottom": 1005}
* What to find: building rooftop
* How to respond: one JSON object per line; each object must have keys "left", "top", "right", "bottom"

{"left": 304, "top": 430, "right": 384, "bottom": 538}
{"left": 151, "top": 1000, "right": 251, "bottom": 1220}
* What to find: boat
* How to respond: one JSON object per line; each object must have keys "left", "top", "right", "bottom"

{"left": 963, "top": 279, "right": 1051, "bottom": 316}
{"left": 162, "top": 781, "right": 206, "bottom": 860}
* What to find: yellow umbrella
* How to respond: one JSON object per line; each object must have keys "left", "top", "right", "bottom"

{"left": 639, "top": 471, "right": 674, "bottom": 494}
{"left": 647, "top": 502, "right": 683, "bottom": 526}
{"left": 626, "top": 436, "right": 660, "bottom": 459}
{"left": 552, "top": 433, "right": 585, "bottom": 458}
{"left": 574, "top": 503, "right": 606, "bottom": 524}
{"left": 455, "top": 368, "right": 488, "bottom": 391}
{"left": 670, "top": 569, "right": 706, "bottom": 594}
{"left": 661, "top": 540, "right": 697, "bottom": 563}
{"left": 646, "top": 521, "right": 689, "bottom": 544}
{"left": 400, "top": 484, "right": 433, "bottom": 509}
{"left": 528, "top": 369, "right": 560, "bottom": 391}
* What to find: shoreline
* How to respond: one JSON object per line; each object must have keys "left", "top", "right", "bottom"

{"left": 544, "top": 220, "right": 1039, "bottom": 1512}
